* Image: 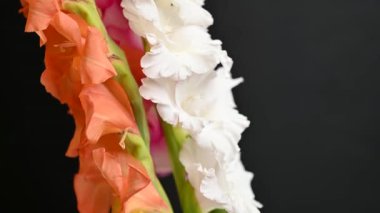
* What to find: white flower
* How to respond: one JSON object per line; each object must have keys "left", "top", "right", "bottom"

{"left": 123, "top": 1, "right": 261, "bottom": 212}
{"left": 122, "top": 0, "right": 218, "bottom": 80}
{"left": 139, "top": 69, "right": 249, "bottom": 136}
{"left": 121, "top": 0, "right": 213, "bottom": 37}
{"left": 180, "top": 125, "right": 262, "bottom": 213}
{"left": 141, "top": 27, "right": 222, "bottom": 80}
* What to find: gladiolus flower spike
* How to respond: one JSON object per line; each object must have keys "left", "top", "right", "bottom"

{"left": 20, "top": 0, "right": 261, "bottom": 212}
{"left": 122, "top": 0, "right": 262, "bottom": 212}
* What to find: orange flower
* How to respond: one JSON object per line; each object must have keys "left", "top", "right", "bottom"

{"left": 79, "top": 80, "right": 139, "bottom": 144}
{"left": 22, "top": 0, "right": 61, "bottom": 44}
{"left": 75, "top": 135, "right": 169, "bottom": 213}
{"left": 74, "top": 145, "right": 114, "bottom": 213}
{"left": 39, "top": 14, "right": 86, "bottom": 157}
{"left": 21, "top": 1, "right": 171, "bottom": 212}
{"left": 23, "top": 0, "right": 116, "bottom": 87}
{"left": 42, "top": 13, "right": 116, "bottom": 86}
{"left": 22, "top": 0, "right": 119, "bottom": 155}
{"left": 41, "top": 16, "right": 119, "bottom": 155}
{"left": 66, "top": 78, "right": 141, "bottom": 156}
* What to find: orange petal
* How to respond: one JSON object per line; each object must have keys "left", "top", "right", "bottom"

{"left": 74, "top": 146, "right": 114, "bottom": 213}
{"left": 24, "top": 0, "right": 60, "bottom": 44}
{"left": 40, "top": 22, "right": 86, "bottom": 157}
{"left": 104, "top": 79, "right": 135, "bottom": 116}
{"left": 123, "top": 182, "right": 170, "bottom": 213}
{"left": 41, "top": 22, "right": 82, "bottom": 104}
{"left": 74, "top": 174, "right": 113, "bottom": 213}
{"left": 79, "top": 80, "right": 138, "bottom": 143}
{"left": 92, "top": 148, "right": 150, "bottom": 204}
{"left": 24, "top": 0, "right": 59, "bottom": 32}
{"left": 81, "top": 27, "right": 116, "bottom": 84}
{"left": 66, "top": 109, "right": 86, "bottom": 157}
{"left": 36, "top": 31, "right": 47, "bottom": 46}
{"left": 50, "top": 12, "right": 82, "bottom": 48}
{"left": 38, "top": 10, "right": 122, "bottom": 155}
{"left": 19, "top": 0, "right": 29, "bottom": 17}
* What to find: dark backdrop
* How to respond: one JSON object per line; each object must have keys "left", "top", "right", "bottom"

{"left": 2, "top": 1, "right": 380, "bottom": 212}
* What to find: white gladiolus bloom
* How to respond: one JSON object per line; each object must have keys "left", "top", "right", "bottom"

{"left": 139, "top": 69, "right": 249, "bottom": 135}
{"left": 121, "top": 0, "right": 213, "bottom": 37}
{"left": 180, "top": 125, "right": 262, "bottom": 213}
{"left": 141, "top": 27, "right": 222, "bottom": 80}
{"left": 122, "top": 0, "right": 261, "bottom": 211}
{"left": 122, "top": 0, "right": 219, "bottom": 80}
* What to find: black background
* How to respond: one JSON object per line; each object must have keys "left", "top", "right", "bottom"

{"left": 2, "top": 0, "right": 380, "bottom": 212}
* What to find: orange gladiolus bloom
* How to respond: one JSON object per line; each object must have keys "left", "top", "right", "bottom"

{"left": 41, "top": 14, "right": 119, "bottom": 156}
{"left": 80, "top": 80, "right": 139, "bottom": 144}
{"left": 21, "top": 0, "right": 170, "bottom": 212}
{"left": 75, "top": 135, "right": 168, "bottom": 212}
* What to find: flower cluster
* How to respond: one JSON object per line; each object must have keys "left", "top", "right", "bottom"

{"left": 21, "top": 0, "right": 170, "bottom": 212}
{"left": 21, "top": 0, "right": 261, "bottom": 212}
{"left": 122, "top": 0, "right": 261, "bottom": 212}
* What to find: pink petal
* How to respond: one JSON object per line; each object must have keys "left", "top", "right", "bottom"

{"left": 96, "top": 0, "right": 115, "bottom": 10}
{"left": 145, "top": 100, "right": 172, "bottom": 176}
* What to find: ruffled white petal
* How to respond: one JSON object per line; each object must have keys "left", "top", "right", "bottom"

{"left": 140, "top": 70, "right": 249, "bottom": 136}
{"left": 121, "top": 0, "right": 162, "bottom": 37}
{"left": 122, "top": 0, "right": 218, "bottom": 80}
{"left": 122, "top": 0, "right": 212, "bottom": 37}
{"left": 180, "top": 125, "right": 261, "bottom": 213}
{"left": 175, "top": 0, "right": 213, "bottom": 28}
{"left": 139, "top": 78, "right": 179, "bottom": 125}
{"left": 141, "top": 26, "right": 222, "bottom": 80}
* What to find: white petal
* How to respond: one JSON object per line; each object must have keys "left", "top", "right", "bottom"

{"left": 180, "top": 132, "right": 261, "bottom": 213}
{"left": 140, "top": 69, "right": 249, "bottom": 135}
{"left": 141, "top": 40, "right": 194, "bottom": 80}
{"left": 139, "top": 78, "right": 179, "bottom": 125}
{"left": 225, "top": 160, "right": 263, "bottom": 213}
{"left": 176, "top": 70, "right": 249, "bottom": 137}
{"left": 218, "top": 50, "right": 234, "bottom": 75}
{"left": 121, "top": 0, "right": 163, "bottom": 37}
{"left": 180, "top": 138, "right": 224, "bottom": 212}
{"left": 122, "top": 0, "right": 213, "bottom": 37}
{"left": 142, "top": 26, "right": 222, "bottom": 80}
{"left": 175, "top": 0, "right": 213, "bottom": 28}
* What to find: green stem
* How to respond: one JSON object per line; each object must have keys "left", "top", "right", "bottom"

{"left": 161, "top": 122, "right": 203, "bottom": 213}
